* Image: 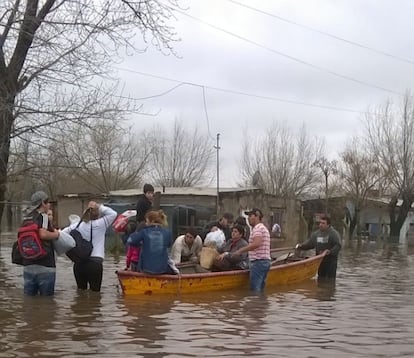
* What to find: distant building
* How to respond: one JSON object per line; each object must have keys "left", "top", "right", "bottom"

{"left": 55, "top": 187, "right": 304, "bottom": 241}
{"left": 302, "top": 196, "right": 414, "bottom": 244}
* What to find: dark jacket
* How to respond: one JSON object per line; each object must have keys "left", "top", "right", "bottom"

{"left": 300, "top": 227, "right": 342, "bottom": 258}
{"left": 216, "top": 238, "right": 249, "bottom": 270}
{"left": 135, "top": 194, "right": 152, "bottom": 223}
{"left": 22, "top": 211, "right": 56, "bottom": 268}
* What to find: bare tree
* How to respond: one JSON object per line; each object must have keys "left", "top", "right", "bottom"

{"left": 240, "top": 123, "right": 324, "bottom": 198}
{"left": 0, "top": 0, "right": 181, "bottom": 220}
{"left": 338, "top": 137, "right": 381, "bottom": 240}
{"left": 314, "top": 157, "right": 337, "bottom": 215}
{"left": 52, "top": 120, "right": 152, "bottom": 193}
{"left": 7, "top": 120, "right": 150, "bottom": 198}
{"left": 7, "top": 136, "right": 36, "bottom": 201}
{"left": 150, "top": 119, "right": 214, "bottom": 187}
{"left": 364, "top": 93, "right": 414, "bottom": 240}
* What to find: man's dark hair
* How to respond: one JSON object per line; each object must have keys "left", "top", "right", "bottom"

{"left": 235, "top": 216, "right": 247, "bottom": 226}
{"left": 222, "top": 212, "right": 234, "bottom": 221}
{"left": 185, "top": 227, "right": 198, "bottom": 238}
{"left": 320, "top": 216, "right": 331, "bottom": 225}
{"left": 143, "top": 183, "right": 154, "bottom": 193}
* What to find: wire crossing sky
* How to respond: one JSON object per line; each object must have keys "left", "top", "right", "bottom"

{"left": 117, "top": 0, "right": 414, "bottom": 186}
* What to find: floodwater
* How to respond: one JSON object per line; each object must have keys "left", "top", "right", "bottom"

{"left": 1, "top": 235, "right": 414, "bottom": 358}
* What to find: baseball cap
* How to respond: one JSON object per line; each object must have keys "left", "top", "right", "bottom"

{"left": 244, "top": 208, "right": 263, "bottom": 219}
{"left": 30, "top": 191, "right": 49, "bottom": 211}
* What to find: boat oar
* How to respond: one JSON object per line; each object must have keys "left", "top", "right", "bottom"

{"left": 273, "top": 252, "right": 294, "bottom": 263}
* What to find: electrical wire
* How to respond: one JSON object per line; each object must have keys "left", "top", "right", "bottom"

{"left": 202, "top": 86, "right": 216, "bottom": 141}
{"left": 176, "top": 10, "right": 403, "bottom": 96}
{"left": 115, "top": 66, "right": 371, "bottom": 115}
{"left": 227, "top": 0, "right": 414, "bottom": 66}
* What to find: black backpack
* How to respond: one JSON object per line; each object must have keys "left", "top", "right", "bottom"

{"left": 66, "top": 220, "right": 93, "bottom": 263}
{"left": 11, "top": 241, "right": 23, "bottom": 265}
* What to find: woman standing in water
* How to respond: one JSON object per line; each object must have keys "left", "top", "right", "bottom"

{"left": 62, "top": 201, "right": 117, "bottom": 292}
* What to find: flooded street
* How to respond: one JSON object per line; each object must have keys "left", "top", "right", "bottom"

{"left": 1, "top": 235, "right": 414, "bottom": 358}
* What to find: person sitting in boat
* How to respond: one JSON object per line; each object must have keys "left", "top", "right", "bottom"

{"left": 213, "top": 224, "right": 249, "bottom": 271}
{"left": 125, "top": 242, "right": 140, "bottom": 271}
{"left": 123, "top": 218, "right": 140, "bottom": 271}
{"left": 170, "top": 228, "right": 203, "bottom": 264}
{"left": 234, "top": 216, "right": 250, "bottom": 241}
{"left": 127, "top": 210, "right": 175, "bottom": 275}
{"left": 202, "top": 212, "right": 234, "bottom": 241}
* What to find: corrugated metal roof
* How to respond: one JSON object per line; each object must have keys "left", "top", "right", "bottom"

{"left": 109, "top": 186, "right": 261, "bottom": 197}
{"left": 59, "top": 193, "right": 108, "bottom": 198}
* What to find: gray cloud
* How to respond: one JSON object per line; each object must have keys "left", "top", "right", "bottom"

{"left": 117, "top": 0, "right": 414, "bottom": 186}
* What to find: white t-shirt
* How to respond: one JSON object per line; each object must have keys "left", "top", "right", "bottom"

{"left": 170, "top": 235, "right": 203, "bottom": 264}
{"left": 62, "top": 205, "right": 117, "bottom": 259}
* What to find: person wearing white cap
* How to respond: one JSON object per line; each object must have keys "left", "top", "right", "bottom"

{"left": 22, "top": 191, "right": 59, "bottom": 296}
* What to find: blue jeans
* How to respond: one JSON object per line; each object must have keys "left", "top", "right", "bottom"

{"left": 249, "top": 259, "right": 271, "bottom": 292}
{"left": 23, "top": 265, "right": 56, "bottom": 296}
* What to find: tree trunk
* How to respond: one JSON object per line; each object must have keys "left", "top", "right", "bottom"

{"left": 348, "top": 208, "right": 359, "bottom": 241}
{"left": 388, "top": 196, "right": 412, "bottom": 242}
{"left": 0, "top": 91, "right": 14, "bottom": 230}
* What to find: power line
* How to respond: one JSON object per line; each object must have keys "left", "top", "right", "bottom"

{"left": 176, "top": 10, "right": 403, "bottom": 96}
{"left": 115, "top": 66, "right": 372, "bottom": 115}
{"left": 108, "top": 82, "right": 187, "bottom": 101}
{"left": 202, "top": 86, "right": 216, "bottom": 141}
{"left": 227, "top": 0, "right": 414, "bottom": 66}
{"left": 132, "top": 83, "right": 187, "bottom": 100}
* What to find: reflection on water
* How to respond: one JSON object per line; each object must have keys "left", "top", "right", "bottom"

{"left": 1, "top": 234, "right": 414, "bottom": 357}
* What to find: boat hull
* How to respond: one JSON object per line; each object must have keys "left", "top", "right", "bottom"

{"left": 117, "top": 252, "right": 325, "bottom": 296}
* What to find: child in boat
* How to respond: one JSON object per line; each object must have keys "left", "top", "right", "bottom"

{"left": 213, "top": 224, "right": 249, "bottom": 271}
{"left": 125, "top": 244, "right": 140, "bottom": 271}
{"left": 124, "top": 219, "right": 140, "bottom": 271}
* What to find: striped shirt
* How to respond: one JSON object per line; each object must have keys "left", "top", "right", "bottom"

{"left": 249, "top": 222, "right": 271, "bottom": 261}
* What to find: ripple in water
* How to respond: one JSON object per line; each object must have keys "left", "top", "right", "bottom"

{"left": 1, "top": 238, "right": 414, "bottom": 357}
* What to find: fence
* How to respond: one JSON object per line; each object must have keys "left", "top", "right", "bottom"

{"left": 0, "top": 201, "right": 28, "bottom": 233}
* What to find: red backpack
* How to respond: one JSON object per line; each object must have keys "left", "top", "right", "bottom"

{"left": 17, "top": 221, "right": 47, "bottom": 260}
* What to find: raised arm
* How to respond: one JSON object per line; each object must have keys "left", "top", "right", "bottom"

{"left": 97, "top": 204, "right": 117, "bottom": 227}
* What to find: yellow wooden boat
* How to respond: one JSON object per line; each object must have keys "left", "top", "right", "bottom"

{"left": 116, "top": 248, "right": 327, "bottom": 296}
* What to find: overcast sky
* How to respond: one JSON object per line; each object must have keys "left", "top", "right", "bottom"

{"left": 114, "top": 0, "right": 414, "bottom": 187}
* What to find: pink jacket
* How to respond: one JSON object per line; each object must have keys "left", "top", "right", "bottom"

{"left": 126, "top": 245, "right": 140, "bottom": 268}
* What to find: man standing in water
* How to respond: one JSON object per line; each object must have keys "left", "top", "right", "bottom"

{"left": 23, "top": 191, "right": 59, "bottom": 296}
{"left": 234, "top": 208, "right": 271, "bottom": 292}
{"left": 296, "top": 216, "right": 341, "bottom": 280}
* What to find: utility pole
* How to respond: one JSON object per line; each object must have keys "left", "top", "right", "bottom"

{"left": 214, "top": 133, "right": 220, "bottom": 218}
{"left": 314, "top": 158, "right": 337, "bottom": 216}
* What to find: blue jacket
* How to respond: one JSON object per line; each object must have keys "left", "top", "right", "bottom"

{"left": 127, "top": 225, "right": 172, "bottom": 274}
